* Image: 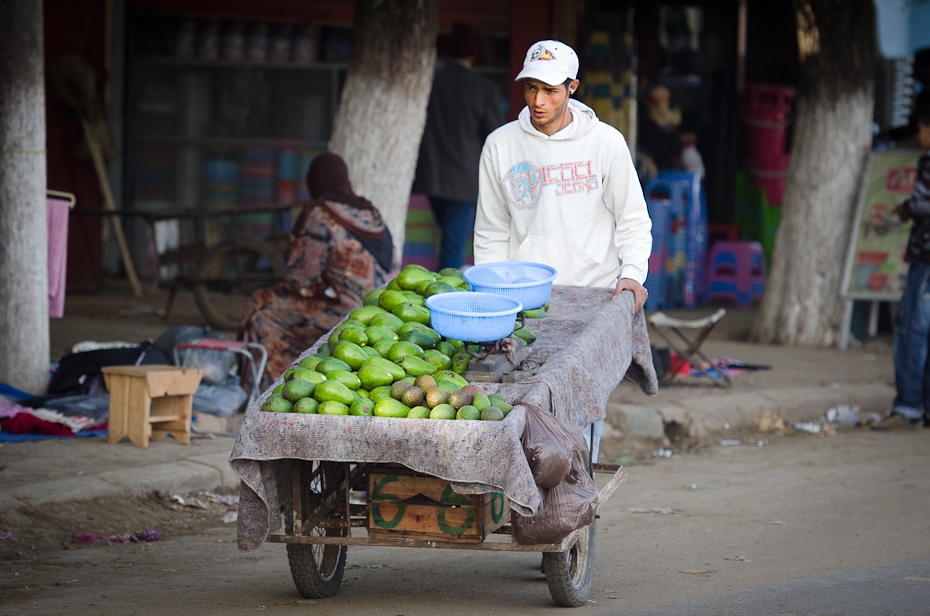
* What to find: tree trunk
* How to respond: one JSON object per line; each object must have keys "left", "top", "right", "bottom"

{"left": 329, "top": 0, "right": 438, "bottom": 262}
{"left": 752, "top": 0, "right": 875, "bottom": 346}
{"left": 0, "top": 0, "right": 49, "bottom": 394}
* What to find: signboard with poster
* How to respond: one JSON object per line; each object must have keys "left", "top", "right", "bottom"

{"left": 839, "top": 150, "right": 921, "bottom": 348}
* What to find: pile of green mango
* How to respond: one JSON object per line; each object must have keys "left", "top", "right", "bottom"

{"left": 260, "top": 264, "right": 523, "bottom": 420}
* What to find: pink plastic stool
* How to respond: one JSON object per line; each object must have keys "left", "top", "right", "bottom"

{"left": 705, "top": 241, "right": 767, "bottom": 308}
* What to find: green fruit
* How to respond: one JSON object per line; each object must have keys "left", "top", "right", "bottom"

{"left": 399, "top": 329, "right": 436, "bottom": 350}
{"left": 387, "top": 341, "right": 424, "bottom": 363}
{"left": 362, "top": 287, "right": 385, "bottom": 307}
{"left": 433, "top": 370, "right": 468, "bottom": 389}
{"left": 356, "top": 388, "right": 370, "bottom": 399}
{"left": 480, "top": 407, "right": 504, "bottom": 421}
{"left": 297, "top": 356, "right": 323, "bottom": 371}
{"left": 349, "top": 305, "right": 387, "bottom": 325}
{"left": 339, "top": 327, "right": 369, "bottom": 347}
{"left": 332, "top": 341, "right": 369, "bottom": 370}
{"left": 349, "top": 397, "right": 374, "bottom": 417}
{"left": 451, "top": 351, "right": 471, "bottom": 374}
{"left": 327, "top": 369, "right": 361, "bottom": 390}
{"left": 472, "top": 392, "right": 491, "bottom": 411}
{"left": 414, "top": 279, "right": 434, "bottom": 296}
{"left": 316, "top": 357, "right": 353, "bottom": 375}
{"left": 402, "top": 263, "right": 429, "bottom": 272}
{"left": 369, "top": 385, "right": 394, "bottom": 404}
{"left": 511, "top": 325, "right": 536, "bottom": 345}
{"left": 401, "top": 386, "right": 426, "bottom": 408}
{"left": 378, "top": 289, "right": 408, "bottom": 312}
{"left": 396, "top": 267, "right": 435, "bottom": 291}
{"left": 314, "top": 342, "right": 330, "bottom": 358}
{"left": 392, "top": 303, "right": 431, "bottom": 326}
{"left": 369, "top": 312, "right": 405, "bottom": 333}
{"left": 429, "top": 404, "right": 456, "bottom": 420}
{"left": 362, "top": 346, "right": 381, "bottom": 358}
{"left": 318, "top": 400, "right": 350, "bottom": 416}
{"left": 282, "top": 379, "right": 316, "bottom": 404}
{"left": 335, "top": 318, "right": 367, "bottom": 331}
{"left": 488, "top": 394, "right": 513, "bottom": 415}
{"left": 313, "top": 380, "right": 356, "bottom": 406}
{"left": 398, "top": 355, "right": 436, "bottom": 377}
{"left": 424, "top": 281, "right": 457, "bottom": 297}
{"left": 437, "top": 379, "right": 462, "bottom": 394}
{"left": 435, "top": 340, "right": 457, "bottom": 357}
{"left": 422, "top": 349, "right": 452, "bottom": 372}
{"left": 374, "top": 398, "right": 410, "bottom": 418}
{"left": 407, "top": 405, "right": 431, "bottom": 419}
{"left": 448, "top": 389, "right": 474, "bottom": 410}
{"left": 294, "top": 398, "right": 319, "bottom": 414}
{"left": 273, "top": 384, "right": 284, "bottom": 395}
{"left": 399, "top": 321, "right": 441, "bottom": 342}
{"left": 523, "top": 307, "right": 547, "bottom": 319}
{"left": 386, "top": 278, "right": 402, "bottom": 291}
{"left": 364, "top": 325, "right": 398, "bottom": 345}
{"left": 437, "top": 267, "right": 461, "bottom": 277}
{"left": 262, "top": 395, "right": 293, "bottom": 413}
{"left": 400, "top": 291, "right": 427, "bottom": 306}
{"left": 425, "top": 387, "right": 449, "bottom": 408}
{"left": 445, "top": 339, "right": 465, "bottom": 351}
{"left": 362, "top": 357, "right": 406, "bottom": 381}
{"left": 456, "top": 405, "right": 481, "bottom": 420}
{"left": 288, "top": 368, "right": 327, "bottom": 385}
{"left": 390, "top": 380, "right": 413, "bottom": 401}
{"left": 357, "top": 364, "right": 395, "bottom": 390}
{"left": 437, "top": 275, "right": 468, "bottom": 289}
{"left": 373, "top": 338, "right": 396, "bottom": 357}
{"left": 402, "top": 376, "right": 416, "bottom": 385}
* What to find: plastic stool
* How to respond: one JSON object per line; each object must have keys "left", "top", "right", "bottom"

{"left": 705, "top": 241, "right": 767, "bottom": 308}
{"left": 175, "top": 339, "right": 268, "bottom": 408}
{"left": 103, "top": 365, "right": 203, "bottom": 447}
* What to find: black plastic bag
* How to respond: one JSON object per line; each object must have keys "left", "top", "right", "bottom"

{"left": 48, "top": 341, "right": 170, "bottom": 395}
{"left": 518, "top": 399, "right": 586, "bottom": 489}
{"left": 513, "top": 456, "right": 599, "bottom": 545}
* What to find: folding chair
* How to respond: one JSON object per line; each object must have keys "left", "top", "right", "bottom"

{"left": 648, "top": 308, "right": 731, "bottom": 387}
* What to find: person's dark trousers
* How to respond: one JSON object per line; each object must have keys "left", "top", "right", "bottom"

{"left": 893, "top": 260, "right": 930, "bottom": 422}
{"left": 427, "top": 196, "right": 476, "bottom": 271}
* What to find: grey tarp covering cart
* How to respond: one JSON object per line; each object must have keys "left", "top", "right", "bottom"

{"left": 229, "top": 286, "right": 658, "bottom": 607}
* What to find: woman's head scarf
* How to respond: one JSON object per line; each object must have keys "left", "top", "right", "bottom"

{"left": 302, "top": 152, "right": 394, "bottom": 272}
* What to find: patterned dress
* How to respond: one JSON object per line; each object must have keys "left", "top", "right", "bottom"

{"left": 239, "top": 201, "right": 393, "bottom": 386}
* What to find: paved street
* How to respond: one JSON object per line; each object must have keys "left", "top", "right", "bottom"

{"left": 2, "top": 427, "right": 928, "bottom": 615}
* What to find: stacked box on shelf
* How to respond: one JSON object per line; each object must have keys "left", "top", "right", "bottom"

{"left": 240, "top": 148, "right": 277, "bottom": 238}
{"left": 402, "top": 194, "right": 440, "bottom": 270}
{"left": 202, "top": 155, "right": 239, "bottom": 241}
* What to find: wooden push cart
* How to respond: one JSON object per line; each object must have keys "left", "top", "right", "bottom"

{"left": 265, "top": 455, "right": 627, "bottom": 607}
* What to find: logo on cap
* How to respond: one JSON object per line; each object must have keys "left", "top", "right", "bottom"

{"left": 532, "top": 48, "right": 556, "bottom": 61}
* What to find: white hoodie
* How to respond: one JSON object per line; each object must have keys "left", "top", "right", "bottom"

{"left": 475, "top": 100, "right": 652, "bottom": 288}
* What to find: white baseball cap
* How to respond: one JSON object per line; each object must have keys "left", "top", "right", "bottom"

{"left": 515, "top": 40, "right": 579, "bottom": 86}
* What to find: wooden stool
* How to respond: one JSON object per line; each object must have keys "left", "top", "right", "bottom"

{"left": 102, "top": 365, "right": 203, "bottom": 447}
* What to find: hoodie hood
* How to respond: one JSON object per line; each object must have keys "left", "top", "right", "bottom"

{"left": 518, "top": 99, "right": 599, "bottom": 141}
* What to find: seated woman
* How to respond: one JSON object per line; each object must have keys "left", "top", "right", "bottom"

{"left": 239, "top": 152, "right": 395, "bottom": 387}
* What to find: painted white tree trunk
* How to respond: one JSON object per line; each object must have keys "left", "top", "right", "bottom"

{"left": 0, "top": 0, "right": 50, "bottom": 394}
{"left": 329, "top": 0, "right": 438, "bottom": 263}
{"left": 752, "top": 0, "right": 875, "bottom": 347}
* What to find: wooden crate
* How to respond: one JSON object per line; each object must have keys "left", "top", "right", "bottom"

{"left": 368, "top": 469, "right": 509, "bottom": 543}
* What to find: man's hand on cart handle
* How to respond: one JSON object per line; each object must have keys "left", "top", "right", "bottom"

{"left": 612, "top": 278, "right": 647, "bottom": 313}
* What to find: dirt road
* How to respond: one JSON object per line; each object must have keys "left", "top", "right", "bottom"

{"left": 2, "top": 427, "right": 928, "bottom": 615}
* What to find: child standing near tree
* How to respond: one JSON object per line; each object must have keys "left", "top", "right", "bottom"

{"left": 876, "top": 96, "right": 930, "bottom": 429}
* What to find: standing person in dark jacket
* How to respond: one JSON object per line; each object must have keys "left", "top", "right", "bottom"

{"left": 875, "top": 97, "right": 930, "bottom": 430}
{"left": 413, "top": 22, "right": 504, "bottom": 271}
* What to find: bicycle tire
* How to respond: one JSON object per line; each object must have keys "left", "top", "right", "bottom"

{"left": 193, "top": 238, "right": 285, "bottom": 330}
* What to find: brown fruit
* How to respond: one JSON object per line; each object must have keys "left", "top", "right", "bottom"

{"left": 413, "top": 374, "right": 438, "bottom": 391}
{"left": 401, "top": 386, "right": 425, "bottom": 408}
{"left": 425, "top": 388, "right": 449, "bottom": 409}
{"left": 390, "top": 380, "right": 412, "bottom": 401}
{"left": 448, "top": 389, "right": 474, "bottom": 410}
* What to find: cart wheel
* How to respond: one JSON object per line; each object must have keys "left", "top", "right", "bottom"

{"left": 194, "top": 238, "right": 285, "bottom": 331}
{"left": 286, "top": 461, "right": 348, "bottom": 599}
{"left": 543, "top": 452, "right": 596, "bottom": 607}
